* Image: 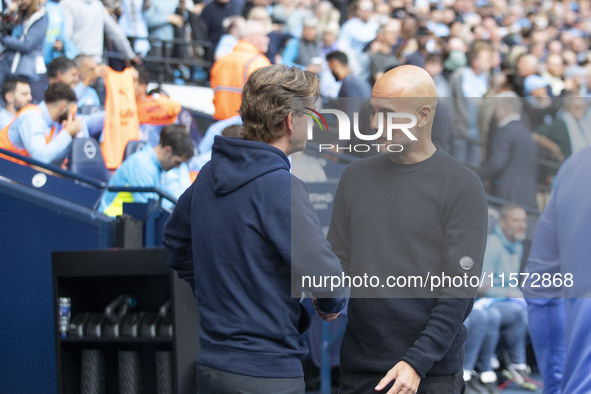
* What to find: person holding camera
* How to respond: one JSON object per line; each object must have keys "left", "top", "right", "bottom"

{"left": 0, "top": 0, "right": 48, "bottom": 100}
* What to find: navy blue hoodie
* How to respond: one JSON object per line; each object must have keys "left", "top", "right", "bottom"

{"left": 163, "top": 136, "right": 347, "bottom": 378}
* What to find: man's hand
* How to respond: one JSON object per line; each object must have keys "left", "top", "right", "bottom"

{"left": 168, "top": 14, "right": 184, "bottom": 28}
{"left": 312, "top": 298, "right": 339, "bottom": 322}
{"left": 375, "top": 361, "right": 421, "bottom": 394}
{"left": 63, "top": 111, "right": 83, "bottom": 138}
{"left": 52, "top": 39, "right": 64, "bottom": 52}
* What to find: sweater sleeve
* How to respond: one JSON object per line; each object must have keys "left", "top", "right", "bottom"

{"left": 327, "top": 167, "right": 352, "bottom": 275}
{"left": 266, "top": 177, "right": 348, "bottom": 314}
{"left": 402, "top": 170, "right": 488, "bottom": 378}
{"left": 102, "top": 7, "right": 136, "bottom": 60}
{"left": 163, "top": 182, "right": 196, "bottom": 292}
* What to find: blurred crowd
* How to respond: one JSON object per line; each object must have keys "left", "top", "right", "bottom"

{"left": 2, "top": 0, "right": 591, "bottom": 211}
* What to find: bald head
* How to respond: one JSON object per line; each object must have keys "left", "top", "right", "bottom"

{"left": 373, "top": 65, "right": 437, "bottom": 99}
{"left": 369, "top": 66, "right": 438, "bottom": 162}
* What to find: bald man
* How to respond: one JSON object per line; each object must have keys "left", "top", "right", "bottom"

{"left": 327, "top": 66, "right": 488, "bottom": 394}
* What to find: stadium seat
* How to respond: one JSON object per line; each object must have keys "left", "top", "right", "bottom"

{"left": 67, "top": 138, "right": 112, "bottom": 183}
{"left": 123, "top": 140, "right": 147, "bottom": 161}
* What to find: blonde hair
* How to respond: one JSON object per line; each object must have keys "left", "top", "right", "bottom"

{"left": 17, "top": 0, "right": 42, "bottom": 23}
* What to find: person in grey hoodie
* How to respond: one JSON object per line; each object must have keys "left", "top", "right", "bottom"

{"left": 60, "top": 0, "right": 140, "bottom": 64}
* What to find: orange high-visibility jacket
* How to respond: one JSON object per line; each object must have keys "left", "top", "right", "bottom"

{"left": 210, "top": 40, "right": 271, "bottom": 120}
{"left": 137, "top": 95, "right": 181, "bottom": 125}
{"left": 0, "top": 105, "right": 42, "bottom": 164}
{"left": 101, "top": 67, "right": 140, "bottom": 169}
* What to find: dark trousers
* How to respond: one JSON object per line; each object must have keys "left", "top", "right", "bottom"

{"left": 339, "top": 370, "right": 465, "bottom": 394}
{"left": 195, "top": 363, "right": 305, "bottom": 394}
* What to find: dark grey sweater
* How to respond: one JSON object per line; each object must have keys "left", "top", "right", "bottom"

{"left": 327, "top": 149, "right": 488, "bottom": 378}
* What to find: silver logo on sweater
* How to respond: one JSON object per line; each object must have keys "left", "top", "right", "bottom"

{"left": 459, "top": 256, "right": 474, "bottom": 271}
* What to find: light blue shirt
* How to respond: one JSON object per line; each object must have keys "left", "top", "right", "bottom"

{"left": 7, "top": 102, "right": 73, "bottom": 165}
{"left": 461, "top": 67, "right": 488, "bottom": 98}
{"left": 44, "top": 0, "right": 79, "bottom": 64}
{"left": 190, "top": 115, "right": 242, "bottom": 171}
{"left": 99, "top": 146, "right": 162, "bottom": 213}
{"left": 74, "top": 81, "right": 101, "bottom": 108}
{"left": 337, "top": 17, "right": 379, "bottom": 57}
{"left": 482, "top": 223, "right": 524, "bottom": 298}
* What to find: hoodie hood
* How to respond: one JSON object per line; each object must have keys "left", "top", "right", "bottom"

{"left": 210, "top": 136, "right": 290, "bottom": 195}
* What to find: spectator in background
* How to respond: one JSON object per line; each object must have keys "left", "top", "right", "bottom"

{"left": 61, "top": 0, "right": 140, "bottom": 65}
{"left": 477, "top": 92, "right": 538, "bottom": 209}
{"left": 338, "top": 0, "right": 378, "bottom": 58}
{"left": 424, "top": 53, "right": 451, "bottom": 99}
{"left": 515, "top": 53, "right": 539, "bottom": 95}
{"left": 73, "top": 54, "right": 101, "bottom": 108}
{"left": 191, "top": 114, "right": 242, "bottom": 171}
{"left": 282, "top": 18, "right": 322, "bottom": 69}
{"left": 47, "top": 56, "right": 78, "bottom": 90}
{"left": 480, "top": 203, "right": 532, "bottom": 389}
{"left": 0, "top": 82, "right": 82, "bottom": 166}
{"left": 337, "top": 0, "right": 377, "bottom": 80}
{"left": 42, "top": 0, "right": 78, "bottom": 64}
{"left": 117, "top": 0, "right": 151, "bottom": 58}
{"left": 425, "top": 54, "right": 453, "bottom": 155}
{"left": 534, "top": 95, "right": 591, "bottom": 163}
{"left": 449, "top": 40, "right": 493, "bottom": 167}
{"left": 210, "top": 20, "right": 270, "bottom": 120}
{"left": 326, "top": 50, "right": 371, "bottom": 98}
{"left": 99, "top": 124, "right": 194, "bottom": 217}
{"left": 368, "top": 19, "right": 400, "bottom": 85}
{"left": 133, "top": 65, "right": 181, "bottom": 146}
{"left": 201, "top": 0, "right": 241, "bottom": 61}
{"left": 214, "top": 15, "right": 245, "bottom": 60}
{"left": 0, "top": 77, "right": 33, "bottom": 128}
{"left": 462, "top": 300, "right": 501, "bottom": 394}
{"left": 542, "top": 54, "right": 566, "bottom": 97}
{"left": 320, "top": 21, "right": 339, "bottom": 58}
{"left": 522, "top": 74, "right": 559, "bottom": 129}
{"left": 0, "top": 0, "right": 48, "bottom": 102}
{"left": 144, "top": 0, "right": 183, "bottom": 77}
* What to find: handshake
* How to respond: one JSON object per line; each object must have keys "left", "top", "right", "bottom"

{"left": 313, "top": 298, "right": 340, "bottom": 322}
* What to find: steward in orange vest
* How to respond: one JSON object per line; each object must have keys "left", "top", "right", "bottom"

{"left": 210, "top": 21, "right": 271, "bottom": 120}
{"left": 0, "top": 83, "right": 82, "bottom": 165}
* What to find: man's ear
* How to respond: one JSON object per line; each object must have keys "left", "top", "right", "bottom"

{"left": 285, "top": 112, "right": 293, "bottom": 133}
{"left": 162, "top": 145, "right": 173, "bottom": 155}
{"left": 416, "top": 105, "right": 432, "bottom": 128}
{"left": 4, "top": 92, "right": 13, "bottom": 105}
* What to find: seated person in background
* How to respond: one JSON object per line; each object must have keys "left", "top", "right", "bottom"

{"left": 99, "top": 124, "right": 194, "bottom": 217}
{"left": 0, "top": 77, "right": 33, "bottom": 129}
{"left": 480, "top": 203, "right": 531, "bottom": 386}
{"left": 49, "top": 56, "right": 104, "bottom": 138}
{"left": 131, "top": 66, "right": 188, "bottom": 207}
{"left": 133, "top": 65, "right": 181, "bottom": 147}
{"left": 73, "top": 54, "right": 103, "bottom": 108}
{"left": 47, "top": 57, "right": 79, "bottom": 90}
{"left": 463, "top": 299, "right": 501, "bottom": 394}
{"left": 0, "top": 83, "right": 82, "bottom": 166}
{"left": 190, "top": 115, "right": 243, "bottom": 172}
